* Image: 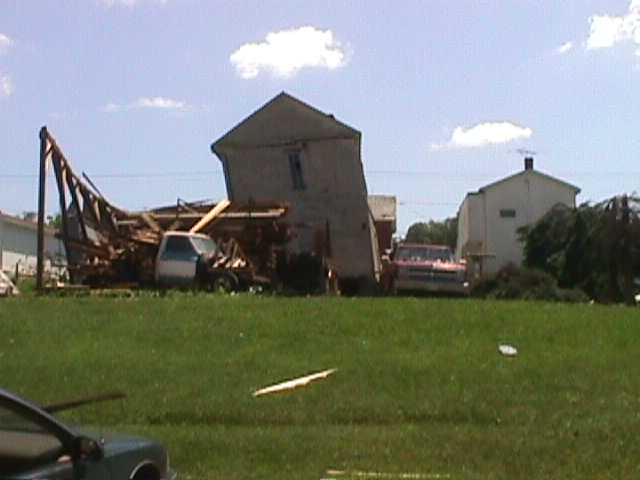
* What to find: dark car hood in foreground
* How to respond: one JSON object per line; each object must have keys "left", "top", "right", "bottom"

{"left": 81, "top": 428, "right": 155, "bottom": 456}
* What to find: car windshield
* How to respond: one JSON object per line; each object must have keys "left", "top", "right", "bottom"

{"left": 396, "top": 246, "right": 453, "bottom": 262}
{"left": 191, "top": 236, "right": 217, "bottom": 255}
{"left": 0, "top": 401, "right": 64, "bottom": 473}
{"left": 0, "top": 404, "right": 46, "bottom": 433}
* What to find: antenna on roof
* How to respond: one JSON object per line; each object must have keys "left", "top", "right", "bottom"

{"left": 513, "top": 148, "right": 537, "bottom": 171}
{"left": 515, "top": 148, "right": 537, "bottom": 157}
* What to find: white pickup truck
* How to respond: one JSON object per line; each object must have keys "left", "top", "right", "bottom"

{"left": 155, "top": 231, "right": 263, "bottom": 292}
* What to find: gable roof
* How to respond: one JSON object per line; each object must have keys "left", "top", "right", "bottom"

{"left": 211, "top": 92, "right": 360, "bottom": 153}
{"left": 477, "top": 168, "right": 581, "bottom": 195}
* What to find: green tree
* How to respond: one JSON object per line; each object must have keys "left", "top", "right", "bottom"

{"left": 405, "top": 217, "right": 458, "bottom": 249}
{"left": 47, "top": 213, "right": 62, "bottom": 229}
{"left": 519, "top": 195, "right": 640, "bottom": 304}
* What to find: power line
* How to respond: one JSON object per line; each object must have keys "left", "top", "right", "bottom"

{"left": 1, "top": 169, "right": 638, "bottom": 180}
{"left": 365, "top": 170, "right": 640, "bottom": 177}
{"left": 0, "top": 170, "right": 224, "bottom": 179}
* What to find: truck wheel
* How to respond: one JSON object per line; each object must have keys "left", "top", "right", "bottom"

{"left": 211, "top": 272, "right": 239, "bottom": 293}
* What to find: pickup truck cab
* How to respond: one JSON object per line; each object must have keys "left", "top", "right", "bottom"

{"left": 155, "top": 231, "right": 217, "bottom": 287}
{"left": 154, "top": 231, "right": 264, "bottom": 292}
{"left": 391, "top": 243, "right": 469, "bottom": 295}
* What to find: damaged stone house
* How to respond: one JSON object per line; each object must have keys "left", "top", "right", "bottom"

{"left": 211, "top": 92, "right": 381, "bottom": 292}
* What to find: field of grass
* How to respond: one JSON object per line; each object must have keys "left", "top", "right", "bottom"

{"left": 1, "top": 294, "right": 639, "bottom": 479}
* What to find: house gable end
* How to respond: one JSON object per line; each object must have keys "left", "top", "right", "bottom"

{"left": 211, "top": 92, "right": 360, "bottom": 153}
{"left": 478, "top": 170, "right": 580, "bottom": 195}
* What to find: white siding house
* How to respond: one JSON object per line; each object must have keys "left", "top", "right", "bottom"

{"left": 211, "top": 92, "right": 380, "bottom": 290}
{"left": 0, "top": 212, "right": 66, "bottom": 277}
{"left": 455, "top": 158, "right": 580, "bottom": 277}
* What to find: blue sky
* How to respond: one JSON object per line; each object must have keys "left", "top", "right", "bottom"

{"left": 1, "top": 0, "right": 639, "bottom": 234}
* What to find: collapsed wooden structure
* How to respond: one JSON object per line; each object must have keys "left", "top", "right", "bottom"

{"left": 36, "top": 127, "right": 290, "bottom": 289}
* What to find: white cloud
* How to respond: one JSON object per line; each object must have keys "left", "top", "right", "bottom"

{"left": 555, "top": 41, "right": 574, "bottom": 54}
{"left": 1, "top": 36, "right": 15, "bottom": 97}
{"left": 102, "top": 102, "right": 122, "bottom": 113}
{"left": 586, "top": 0, "right": 640, "bottom": 56}
{"left": 0, "top": 33, "right": 14, "bottom": 54}
{"left": 230, "top": 26, "right": 348, "bottom": 79}
{"left": 102, "top": 96, "right": 188, "bottom": 112}
{"left": 132, "top": 96, "right": 186, "bottom": 109}
{"left": 1, "top": 74, "right": 13, "bottom": 97}
{"left": 431, "top": 122, "right": 533, "bottom": 151}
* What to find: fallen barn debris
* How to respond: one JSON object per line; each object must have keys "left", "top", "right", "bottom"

{"left": 0, "top": 271, "right": 19, "bottom": 297}
{"left": 41, "top": 391, "right": 127, "bottom": 414}
{"left": 253, "top": 368, "right": 337, "bottom": 397}
{"left": 36, "top": 127, "right": 291, "bottom": 291}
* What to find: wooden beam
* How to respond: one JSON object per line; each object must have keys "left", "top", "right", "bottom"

{"left": 77, "top": 183, "right": 102, "bottom": 226}
{"left": 218, "top": 210, "right": 286, "bottom": 219}
{"left": 189, "top": 199, "right": 231, "bottom": 234}
{"left": 52, "top": 152, "right": 74, "bottom": 282}
{"left": 141, "top": 213, "right": 163, "bottom": 233}
{"left": 65, "top": 170, "right": 89, "bottom": 243}
{"left": 147, "top": 209, "right": 286, "bottom": 220}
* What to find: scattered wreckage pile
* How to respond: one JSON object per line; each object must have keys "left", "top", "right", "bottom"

{"left": 37, "top": 128, "right": 295, "bottom": 292}
{"left": 36, "top": 128, "right": 467, "bottom": 295}
{"left": 0, "top": 271, "right": 19, "bottom": 297}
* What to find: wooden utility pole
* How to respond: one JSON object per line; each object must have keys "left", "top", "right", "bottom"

{"left": 36, "top": 126, "right": 49, "bottom": 290}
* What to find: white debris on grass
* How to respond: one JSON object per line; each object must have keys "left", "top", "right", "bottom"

{"left": 324, "top": 469, "right": 450, "bottom": 479}
{"left": 0, "top": 271, "right": 19, "bottom": 297}
{"left": 498, "top": 344, "right": 518, "bottom": 357}
{"left": 253, "top": 368, "right": 337, "bottom": 397}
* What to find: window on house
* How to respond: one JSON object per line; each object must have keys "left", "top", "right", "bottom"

{"left": 288, "top": 152, "right": 306, "bottom": 190}
{"left": 500, "top": 209, "right": 516, "bottom": 218}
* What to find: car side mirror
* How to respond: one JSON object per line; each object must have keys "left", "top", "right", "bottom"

{"left": 74, "top": 436, "right": 104, "bottom": 462}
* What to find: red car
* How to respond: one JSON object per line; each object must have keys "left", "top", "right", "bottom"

{"left": 390, "top": 243, "right": 469, "bottom": 295}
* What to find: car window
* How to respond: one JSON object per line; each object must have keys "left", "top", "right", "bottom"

{"left": 0, "top": 403, "right": 64, "bottom": 473}
{"left": 191, "top": 236, "right": 217, "bottom": 255}
{"left": 165, "top": 236, "right": 196, "bottom": 254}
{"left": 396, "top": 247, "right": 453, "bottom": 262}
{"left": 429, "top": 249, "right": 453, "bottom": 262}
{"left": 0, "top": 404, "right": 47, "bottom": 433}
{"left": 161, "top": 236, "right": 198, "bottom": 261}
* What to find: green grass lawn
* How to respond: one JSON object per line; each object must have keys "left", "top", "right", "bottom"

{"left": 1, "top": 295, "right": 639, "bottom": 479}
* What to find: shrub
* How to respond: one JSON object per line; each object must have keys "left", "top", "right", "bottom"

{"left": 472, "top": 264, "right": 589, "bottom": 303}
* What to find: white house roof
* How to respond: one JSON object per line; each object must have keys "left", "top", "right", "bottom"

{"left": 211, "top": 92, "right": 360, "bottom": 152}
{"left": 0, "top": 212, "right": 58, "bottom": 235}
{"left": 477, "top": 168, "right": 581, "bottom": 195}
